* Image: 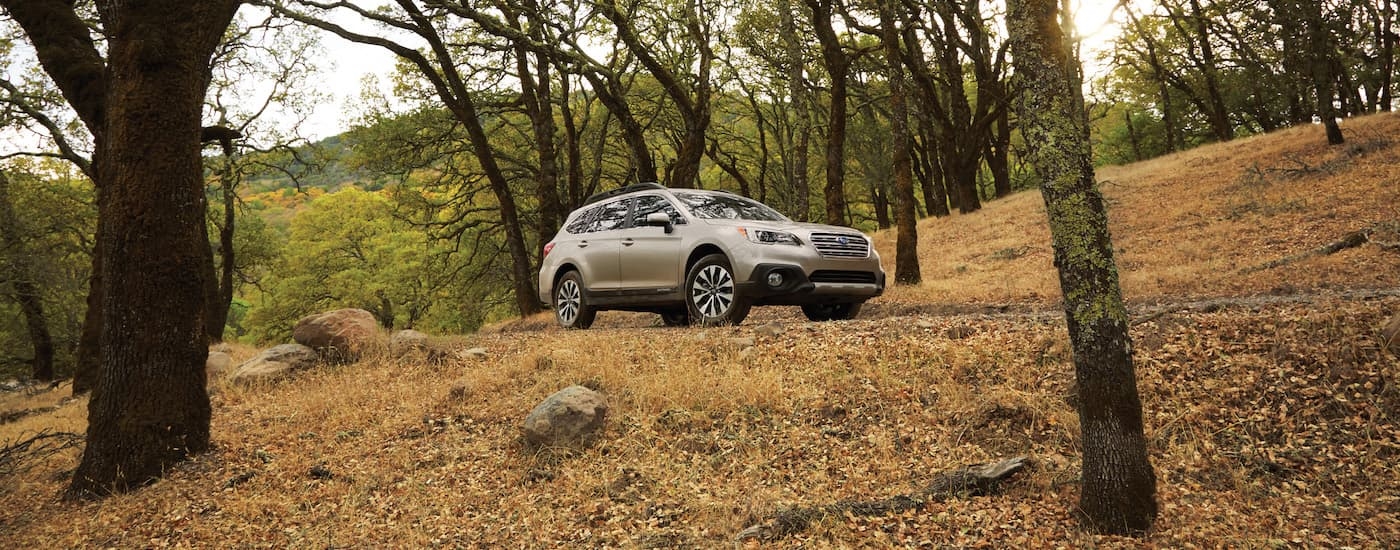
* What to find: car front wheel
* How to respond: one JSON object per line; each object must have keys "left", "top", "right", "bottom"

{"left": 686, "top": 254, "right": 751, "bottom": 326}
{"left": 801, "top": 302, "right": 863, "bottom": 322}
{"left": 554, "top": 271, "right": 596, "bottom": 329}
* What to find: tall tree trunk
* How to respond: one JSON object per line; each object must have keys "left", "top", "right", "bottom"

{"left": 512, "top": 6, "right": 564, "bottom": 251}
{"left": 203, "top": 142, "right": 237, "bottom": 343}
{"left": 599, "top": 0, "right": 712, "bottom": 189}
{"left": 808, "top": 0, "right": 850, "bottom": 225}
{"left": 0, "top": 171, "right": 56, "bottom": 381}
{"left": 915, "top": 121, "right": 950, "bottom": 217}
{"left": 72, "top": 234, "right": 102, "bottom": 394}
{"left": 1007, "top": 0, "right": 1157, "bottom": 534}
{"left": 988, "top": 106, "right": 1012, "bottom": 198}
{"left": 67, "top": 0, "right": 240, "bottom": 497}
{"left": 557, "top": 73, "right": 585, "bottom": 209}
{"left": 880, "top": 0, "right": 920, "bottom": 284}
{"left": 781, "top": 0, "right": 812, "bottom": 221}
{"left": 1185, "top": 0, "right": 1234, "bottom": 141}
{"left": 1305, "top": 0, "right": 1345, "bottom": 144}
{"left": 581, "top": 71, "right": 659, "bottom": 184}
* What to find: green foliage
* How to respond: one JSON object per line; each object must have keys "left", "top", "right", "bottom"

{"left": 0, "top": 162, "right": 95, "bottom": 380}
{"left": 240, "top": 188, "right": 495, "bottom": 344}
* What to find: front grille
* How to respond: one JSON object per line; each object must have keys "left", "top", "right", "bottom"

{"left": 810, "top": 270, "right": 878, "bottom": 284}
{"left": 809, "top": 232, "right": 870, "bottom": 258}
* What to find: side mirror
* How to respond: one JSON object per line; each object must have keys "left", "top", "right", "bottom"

{"left": 645, "top": 212, "right": 674, "bottom": 234}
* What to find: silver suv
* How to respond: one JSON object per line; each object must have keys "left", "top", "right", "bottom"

{"left": 538, "top": 183, "right": 885, "bottom": 328}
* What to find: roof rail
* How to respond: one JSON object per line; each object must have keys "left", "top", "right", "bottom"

{"left": 582, "top": 182, "right": 666, "bottom": 206}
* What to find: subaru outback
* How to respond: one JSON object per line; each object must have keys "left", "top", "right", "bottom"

{"left": 537, "top": 183, "right": 886, "bottom": 329}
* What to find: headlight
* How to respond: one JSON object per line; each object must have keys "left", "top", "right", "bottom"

{"left": 739, "top": 227, "right": 802, "bottom": 246}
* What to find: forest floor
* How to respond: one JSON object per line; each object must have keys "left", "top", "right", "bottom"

{"left": 2, "top": 114, "right": 1399, "bottom": 548}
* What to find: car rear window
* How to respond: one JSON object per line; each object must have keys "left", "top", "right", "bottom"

{"left": 673, "top": 191, "right": 788, "bottom": 221}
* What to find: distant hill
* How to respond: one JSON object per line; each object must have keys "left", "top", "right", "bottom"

{"left": 876, "top": 110, "right": 1400, "bottom": 308}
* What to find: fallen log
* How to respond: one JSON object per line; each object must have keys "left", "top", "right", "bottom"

{"left": 1244, "top": 228, "right": 1373, "bottom": 273}
{"left": 735, "top": 456, "right": 1027, "bottom": 543}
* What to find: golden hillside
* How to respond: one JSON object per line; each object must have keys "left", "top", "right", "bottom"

{"left": 2, "top": 114, "right": 1398, "bottom": 548}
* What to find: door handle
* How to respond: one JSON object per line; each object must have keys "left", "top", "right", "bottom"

{"left": 622, "top": 238, "right": 635, "bottom": 246}
{"left": 577, "top": 241, "right": 589, "bottom": 248}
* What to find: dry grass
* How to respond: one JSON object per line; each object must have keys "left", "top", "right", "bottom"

{"left": 2, "top": 114, "right": 1399, "bottom": 548}
{"left": 879, "top": 113, "right": 1400, "bottom": 305}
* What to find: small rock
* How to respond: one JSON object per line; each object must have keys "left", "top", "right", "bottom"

{"left": 916, "top": 319, "right": 936, "bottom": 329}
{"left": 460, "top": 347, "right": 489, "bottom": 361}
{"left": 0, "top": 379, "right": 20, "bottom": 392}
{"left": 523, "top": 385, "right": 609, "bottom": 451}
{"left": 448, "top": 379, "right": 471, "bottom": 399}
{"left": 223, "top": 471, "right": 256, "bottom": 488}
{"left": 945, "top": 324, "right": 977, "bottom": 340}
{"left": 309, "top": 463, "right": 334, "bottom": 479}
{"left": 389, "top": 329, "right": 430, "bottom": 357}
{"left": 728, "top": 337, "right": 757, "bottom": 349}
{"left": 229, "top": 344, "right": 319, "bottom": 384}
{"left": 754, "top": 321, "right": 785, "bottom": 338}
{"left": 1382, "top": 313, "right": 1400, "bottom": 357}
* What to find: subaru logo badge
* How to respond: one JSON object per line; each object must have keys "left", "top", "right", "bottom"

{"left": 837, "top": 236, "right": 849, "bottom": 245}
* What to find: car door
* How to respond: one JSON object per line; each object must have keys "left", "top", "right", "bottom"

{"left": 618, "top": 194, "right": 686, "bottom": 291}
{"left": 575, "top": 198, "right": 630, "bottom": 291}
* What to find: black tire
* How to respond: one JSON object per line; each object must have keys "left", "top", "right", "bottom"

{"left": 553, "top": 271, "right": 596, "bottom": 329}
{"left": 660, "top": 308, "right": 691, "bottom": 327}
{"left": 685, "top": 254, "right": 751, "bottom": 326}
{"left": 801, "top": 302, "right": 864, "bottom": 322}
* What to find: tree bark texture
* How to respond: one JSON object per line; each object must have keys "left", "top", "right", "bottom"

{"left": 879, "top": 0, "right": 920, "bottom": 285}
{"left": 0, "top": 0, "right": 242, "bottom": 496}
{"left": 1006, "top": 0, "right": 1158, "bottom": 534}
{"left": 807, "top": 0, "right": 850, "bottom": 226}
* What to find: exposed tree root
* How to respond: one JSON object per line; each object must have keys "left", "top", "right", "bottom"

{"left": 0, "top": 429, "right": 83, "bottom": 478}
{"left": 1244, "top": 223, "right": 1392, "bottom": 274}
{"left": 734, "top": 456, "right": 1027, "bottom": 543}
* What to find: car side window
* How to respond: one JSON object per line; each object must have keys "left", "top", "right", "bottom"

{"left": 631, "top": 195, "right": 686, "bottom": 227}
{"left": 590, "top": 199, "right": 630, "bottom": 232}
{"left": 565, "top": 206, "right": 600, "bottom": 234}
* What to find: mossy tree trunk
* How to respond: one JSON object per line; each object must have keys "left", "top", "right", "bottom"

{"left": 878, "top": 0, "right": 920, "bottom": 285}
{"left": 1006, "top": 0, "right": 1158, "bottom": 535}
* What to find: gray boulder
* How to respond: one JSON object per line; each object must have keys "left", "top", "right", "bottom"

{"left": 292, "top": 308, "right": 381, "bottom": 361}
{"left": 230, "top": 344, "right": 319, "bottom": 384}
{"left": 206, "top": 351, "right": 234, "bottom": 379}
{"left": 522, "top": 385, "right": 609, "bottom": 451}
{"left": 389, "top": 329, "right": 430, "bottom": 357}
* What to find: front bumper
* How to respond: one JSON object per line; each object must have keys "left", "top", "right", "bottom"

{"left": 737, "top": 263, "right": 885, "bottom": 306}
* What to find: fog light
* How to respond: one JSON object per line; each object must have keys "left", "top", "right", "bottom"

{"left": 766, "top": 272, "right": 784, "bottom": 287}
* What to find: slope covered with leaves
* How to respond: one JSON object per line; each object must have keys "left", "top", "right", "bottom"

{"left": 1, "top": 114, "right": 1398, "bottom": 548}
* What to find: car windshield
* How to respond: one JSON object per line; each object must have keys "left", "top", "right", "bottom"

{"left": 672, "top": 191, "right": 789, "bottom": 221}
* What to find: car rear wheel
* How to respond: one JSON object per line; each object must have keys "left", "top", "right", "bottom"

{"left": 660, "top": 308, "right": 691, "bottom": 327}
{"left": 686, "top": 254, "right": 751, "bottom": 326}
{"left": 554, "top": 271, "right": 596, "bottom": 329}
{"left": 801, "top": 302, "right": 863, "bottom": 322}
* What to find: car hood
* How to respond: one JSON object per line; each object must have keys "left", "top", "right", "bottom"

{"left": 699, "top": 218, "right": 869, "bottom": 237}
